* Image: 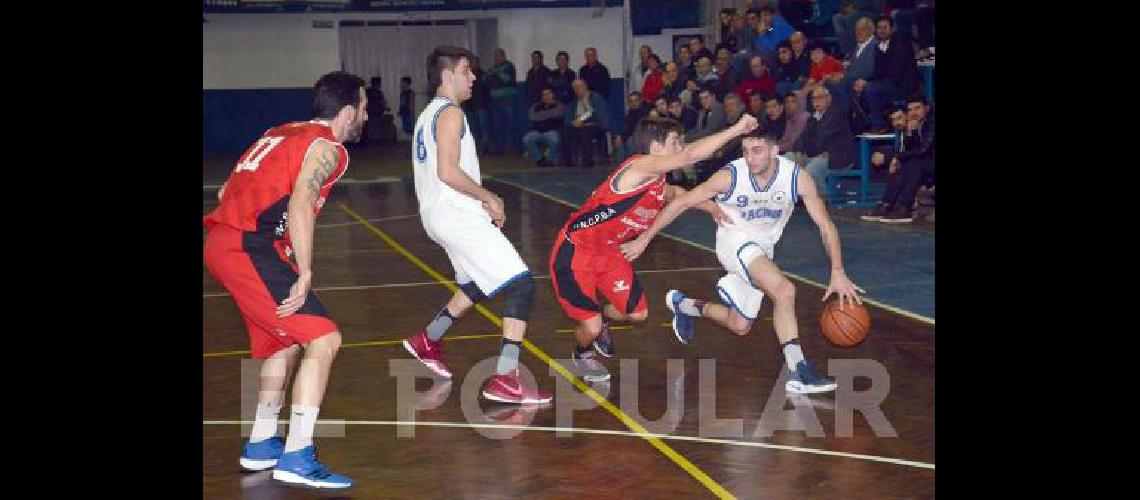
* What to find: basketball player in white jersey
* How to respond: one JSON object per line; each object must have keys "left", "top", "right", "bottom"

{"left": 619, "top": 131, "right": 864, "bottom": 394}
{"left": 403, "top": 46, "right": 551, "bottom": 404}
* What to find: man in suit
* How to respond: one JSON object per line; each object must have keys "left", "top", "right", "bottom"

{"left": 792, "top": 86, "right": 855, "bottom": 201}
{"left": 563, "top": 78, "right": 612, "bottom": 168}
{"left": 855, "top": 16, "right": 920, "bottom": 131}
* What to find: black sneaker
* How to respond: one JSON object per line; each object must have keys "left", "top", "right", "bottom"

{"left": 592, "top": 320, "right": 615, "bottom": 358}
{"left": 880, "top": 205, "right": 914, "bottom": 223}
{"left": 860, "top": 204, "right": 892, "bottom": 221}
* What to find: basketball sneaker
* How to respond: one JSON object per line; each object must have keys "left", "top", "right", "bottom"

{"left": 592, "top": 319, "right": 615, "bottom": 358}
{"left": 271, "top": 445, "right": 354, "bottom": 489}
{"left": 786, "top": 360, "right": 838, "bottom": 394}
{"left": 482, "top": 369, "right": 553, "bottom": 404}
{"left": 666, "top": 290, "right": 695, "bottom": 344}
{"left": 403, "top": 330, "right": 452, "bottom": 378}
{"left": 573, "top": 348, "right": 611, "bottom": 382}
{"left": 240, "top": 436, "right": 284, "bottom": 471}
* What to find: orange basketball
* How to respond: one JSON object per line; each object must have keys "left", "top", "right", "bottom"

{"left": 820, "top": 299, "right": 870, "bottom": 347}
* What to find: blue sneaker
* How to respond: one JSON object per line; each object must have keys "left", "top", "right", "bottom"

{"left": 271, "top": 445, "right": 354, "bottom": 489}
{"left": 786, "top": 360, "right": 837, "bottom": 394}
{"left": 665, "top": 290, "right": 695, "bottom": 344}
{"left": 592, "top": 320, "right": 615, "bottom": 358}
{"left": 239, "top": 436, "right": 284, "bottom": 471}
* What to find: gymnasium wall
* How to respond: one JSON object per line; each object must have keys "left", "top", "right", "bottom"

{"left": 203, "top": 7, "right": 631, "bottom": 154}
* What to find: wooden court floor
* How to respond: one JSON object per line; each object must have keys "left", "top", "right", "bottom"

{"left": 203, "top": 180, "right": 935, "bottom": 499}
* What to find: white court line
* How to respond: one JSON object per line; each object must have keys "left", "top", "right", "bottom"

{"left": 202, "top": 267, "right": 722, "bottom": 298}
{"left": 202, "top": 177, "right": 402, "bottom": 190}
{"left": 202, "top": 419, "right": 934, "bottom": 471}
{"left": 488, "top": 176, "right": 935, "bottom": 326}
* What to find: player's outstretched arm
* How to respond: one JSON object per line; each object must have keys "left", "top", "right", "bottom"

{"left": 620, "top": 170, "right": 732, "bottom": 261}
{"left": 435, "top": 106, "right": 505, "bottom": 226}
{"left": 630, "top": 114, "right": 758, "bottom": 176}
{"left": 797, "top": 168, "right": 865, "bottom": 306}
{"left": 280, "top": 139, "right": 340, "bottom": 317}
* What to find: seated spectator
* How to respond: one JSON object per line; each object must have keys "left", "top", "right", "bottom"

{"left": 522, "top": 88, "right": 565, "bottom": 167}
{"left": 551, "top": 51, "right": 577, "bottom": 104}
{"left": 684, "top": 90, "right": 727, "bottom": 184}
{"left": 688, "top": 37, "right": 715, "bottom": 68}
{"left": 859, "top": 16, "right": 920, "bottom": 131}
{"left": 718, "top": 7, "right": 736, "bottom": 43}
{"left": 630, "top": 45, "right": 652, "bottom": 97}
{"left": 770, "top": 41, "right": 808, "bottom": 96}
{"left": 667, "top": 96, "right": 698, "bottom": 132}
{"left": 614, "top": 91, "right": 651, "bottom": 160}
{"left": 686, "top": 56, "right": 719, "bottom": 108}
{"left": 867, "top": 107, "right": 908, "bottom": 170}
{"left": 788, "top": 31, "right": 811, "bottom": 78}
{"left": 649, "top": 95, "right": 670, "bottom": 119}
{"left": 716, "top": 11, "right": 744, "bottom": 57}
{"left": 579, "top": 47, "right": 613, "bottom": 103}
{"left": 862, "top": 95, "right": 933, "bottom": 223}
{"left": 761, "top": 94, "right": 786, "bottom": 141}
{"left": 791, "top": 86, "right": 855, "bottom": 200}
{"left": 833, "top": 1, "right": 878, "bottom": 57}
{"left": 915, "top": 0, "right": 935, "bottom": 56}
{"left": 841, "top": 17, "right": 878, "bottom": 92}
{"left": 717, "top": 92, "right": 748, "bottom": 165}
{"left": 755, "top": 5, "right": 795, "bottom": 58}
{"left": 781, "top": 90, "right": 810, "bottom": 154}
{"left": 734, "top": 55, "right": 775, "bottom": 103}
{"left": 806, "top": 43, "right": 845, "bottom": 92}
{"left": 563, "top": 78, "right": 612, "bottom": 168}
{"left": 714, "top": 49, "right": 742, "bottom": 100}
{"left": 660, "top": 61, "right": 687, "bottom": 102}
{"left": 685, "top": 90, "right": 725, "bottom": 143}
{"left": 746, "top": 90, "right": 766, "bottom": 120}
{"left": 525, "top": 50, "right": 553, "bottom": 105}
{"left": 738, "top": 8, "right": 761, "bottom": 57}
{"left": 641, "top": 54, "right": 664, "bottom": 104}
{"left": 676, "top": 45, "right": 697, "bottom": 83}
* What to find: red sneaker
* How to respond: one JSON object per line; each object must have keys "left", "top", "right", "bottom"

{"left": 481, "top": 369, "right": 553, "bottom": 404}
{"left": 402, "top": 331, "right": 452, "bottom": 378}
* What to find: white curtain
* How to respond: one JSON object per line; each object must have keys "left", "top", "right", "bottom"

{"left": 340, "top": 22, "right": 471, "bottom": 139}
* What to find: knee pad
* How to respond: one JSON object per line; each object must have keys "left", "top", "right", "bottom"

{"left": 501, "top": 275, "right": 535, "bottom": 321}
{"left": 459, "top": 281, "right": 486, "bottom": 303}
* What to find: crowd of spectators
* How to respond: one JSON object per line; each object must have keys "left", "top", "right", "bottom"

{"left": 460, "top": 0, "right": 935, "bottom": 222}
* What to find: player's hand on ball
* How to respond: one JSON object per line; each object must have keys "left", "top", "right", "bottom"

{"left": 619, "top": 237, "right": 649, "bottom": 262}
{"left": 277, "top": 273, "right": 311, "bottom": 318}
{"left": 823, "top": 270, "right": 865, "bottom": 309}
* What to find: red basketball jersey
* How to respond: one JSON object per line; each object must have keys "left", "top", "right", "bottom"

{"left": 561, "top": 154, "right": 667, "bottom": 253}
{"left": 203, "top": 121, "right": 349, "bottom": 245}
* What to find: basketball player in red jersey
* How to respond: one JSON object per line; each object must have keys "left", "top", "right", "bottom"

{"left": 203, "top": 72, "right": 365, "bottom": 490}
{"left": 549, "top": 114, "right": 758, "bottom": 381}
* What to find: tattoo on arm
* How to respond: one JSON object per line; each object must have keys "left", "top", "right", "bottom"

{"left": 306, "top": 144, "right": 340, "bottom": 200}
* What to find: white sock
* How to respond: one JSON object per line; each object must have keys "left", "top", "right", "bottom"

{"left": 249, "top": 403, "right": 282, "bottom": 443}
{"left": 284, "top": 405, "right": 320, "bottom": 453}
{"left": 782, "top": 339, "right": 805, "bottom": 371}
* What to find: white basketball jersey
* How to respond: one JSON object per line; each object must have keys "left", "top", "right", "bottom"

{"left": 715, "top": 155, "right": 800, "bottom": 246}
{"left": 412, "top": 96, "right": 482, "bottom": 214}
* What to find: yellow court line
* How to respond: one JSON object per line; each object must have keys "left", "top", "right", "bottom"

{"left": 337, "top": 202, "right": 735, "bottom": 499}
{"left": 488, "top": 176, "right": 935, "bottom": 326}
